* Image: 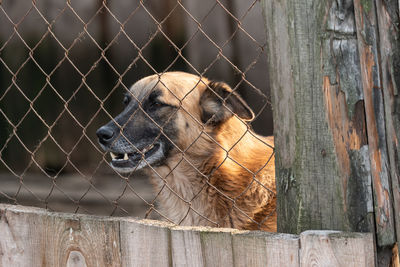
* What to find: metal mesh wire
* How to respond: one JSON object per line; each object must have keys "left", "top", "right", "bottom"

{"left": 0, "top": 0, "right": 274, "bottom": 230}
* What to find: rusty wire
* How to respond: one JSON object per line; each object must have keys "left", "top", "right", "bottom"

{"left": 0, "top": 0, "right": 275, "bottom": 230}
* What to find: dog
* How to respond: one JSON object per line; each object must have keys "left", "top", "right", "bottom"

{"left": 96, "top": 72, "right": 276, "bottom": 231}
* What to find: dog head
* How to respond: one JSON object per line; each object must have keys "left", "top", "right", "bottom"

{"left": 96, "top": 72, "right": 254, "bottom": 173}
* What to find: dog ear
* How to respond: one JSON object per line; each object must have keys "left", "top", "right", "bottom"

{"left": 200, "top": 81, "right": 254, "bottom": 125}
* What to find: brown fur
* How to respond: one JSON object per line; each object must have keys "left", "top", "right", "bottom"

{"left": 392, "top": 243, "right": 400, "bottom": 267}
{"left": 131, "top": 72, "right": 276, "bottom": 231}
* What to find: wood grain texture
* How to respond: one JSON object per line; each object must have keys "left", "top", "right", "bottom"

{"left": 262, "top": 0, "right": 375, "bottom": 235}
{"left": 171, "top": 226, "right": 300, "bottom": 267}
{"left": 0, "top": 204, "right": 121, "bottom": 267}
{"left": 353, "top": 0, "right": 396, "bottom": 246}
{"left": 66, "top": 251, "right": 88, "bottom": 267}
{"left": 262, "top": 0, "right": 299, "bottom": 233}
{"left": 300, "top": 230, "right": 374, "bottom": 267}
{"left": 171, "top": 226, "right": 204, "bottom": 267}
{"left": 232, "top": 231, "right": 299, "bottom": 267}
{"left": 0, "top": 204, "right": 377, "bottom": 266}
{"left": 263, "top": 0, "right": 400, "bottom": 263}
{"left": 375, "top": 0, "right": 400, "bottom": 259}
{"left": 198, "top": 227, "right": 235, "bottom": 267}
{"left": 120, "top": 218, "right": 173, "bottom": 267}
{"left": 0, "top": 205, "right": 46, "bottom": 267}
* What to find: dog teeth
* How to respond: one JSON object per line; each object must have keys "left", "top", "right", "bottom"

{"left": 142, "top": 144, "right": 154, "bottom": 154}
{"left": 109, "top": 144, "right": 156, "bottom": 161}
{"left": 110, "top": 152, "right": 129, "bottom": 161}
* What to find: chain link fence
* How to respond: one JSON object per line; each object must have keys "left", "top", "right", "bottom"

{"left": 0, "top": 0, "right": 274, "bottom": 230}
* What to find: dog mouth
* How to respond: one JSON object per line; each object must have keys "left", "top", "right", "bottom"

{"left": 109, "top": 142, "right": 162, "bottom": 173}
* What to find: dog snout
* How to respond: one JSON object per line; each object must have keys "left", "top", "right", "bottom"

{"left": 96, "top": 125, "right": 115, "bottom": 145}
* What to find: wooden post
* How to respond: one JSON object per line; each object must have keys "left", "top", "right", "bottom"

{"left": 262, "top": 0, "right": 374, "bottom": 233}
{"left": 353, "top": 0, "right": 396, "bottom": 247}
{"left": 262, "top": 0, "right": 399, "bottom": 262}
{"left": 374, "top": 0, "right": 400, "bottom": 259}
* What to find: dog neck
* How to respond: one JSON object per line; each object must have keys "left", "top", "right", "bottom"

{"left": 146, "top": 116, "right": 274, "bottom": 226}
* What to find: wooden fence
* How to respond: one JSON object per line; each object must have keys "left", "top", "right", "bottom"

{"left": 0, "top": 204, "right": 374, "bottom": 266}
{"left": 262, "top": 0, "right": 400, "bottom": 263}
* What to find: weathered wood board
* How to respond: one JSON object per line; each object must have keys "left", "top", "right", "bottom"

{"left": 0, "top": 204, "right": 121, "bottom": 267}
{"left": 353, "top": 0, "right": 396, "bottom": 247}
{"left": 300, "top": 231, "right": 375, "bottom": 267}
{"left": 120, "top": 219, "right": 173, "bottom": 266}
{"left": 232, "top": 231, "right": 299, "bottom": 267}
{"left": 300, "top": 231, "right": 374, "bottom": 267}
{"left": 262, "top": 0, "right": 400, "bottom": 262}
{"left": 0, "top": 204, "right": 374, "bottom": 266}
{"left": 374, "top": 0, "right": 400, "bottom": 258}
{"left": 262, "top": 0, "right": 375, "bottom": 235}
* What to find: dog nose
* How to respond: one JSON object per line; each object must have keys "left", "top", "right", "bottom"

{"left": 96, "top": 126, "right": 114, "bottom": 144}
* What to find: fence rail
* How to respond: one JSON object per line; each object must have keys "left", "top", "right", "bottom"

{"left": 0, "top": 204, "right": 374, "bottom": 266}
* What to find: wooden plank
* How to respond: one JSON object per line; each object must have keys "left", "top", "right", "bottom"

{"left": 119, "top": 218, "right": 173, "bottom": 267}
{"left": 0, "top": 204, "right": 379, "bottom": 266}
{"left": 198, "top": 228, "right": 235, "bottom": 267}
{"left": 0, "top": 205, "right": 45, "bottom": 267}
{"left": 171, "top": 227, "right": 300, "bottom": 267}
{"left": 170, "top": 226, "right": 236, "bottom": 267}
{"left": 232, "top": 231, "right": 299, "bottom": 267}
{"left": 170, "top": 226, "right": 204, "bottom": 267}
{"left": 300, "top": 230, "right": 374, "bottom": 266}
{"left": 0, "top": 204, "right": 121, "bottom": 267}
{"left": 353, "top": 0, "right": 396, "bottom": 246}
{"left": 43, "top": 213, "right": 121, "bottom": 267}
{"left": 375, "top": 0, "right": 400, "bottom": 259}
{"left": 171, "top": 226, "right": 236, "bottom": 267}
{"left": 262, "top": 0, "right": 375, "bottom": 234}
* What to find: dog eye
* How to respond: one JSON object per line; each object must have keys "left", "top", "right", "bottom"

{"left": 151, "top": 101, "right": 166, "bottom": 108}
{"left": 123, "top": 95, "right": 131, "bottom": 105}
